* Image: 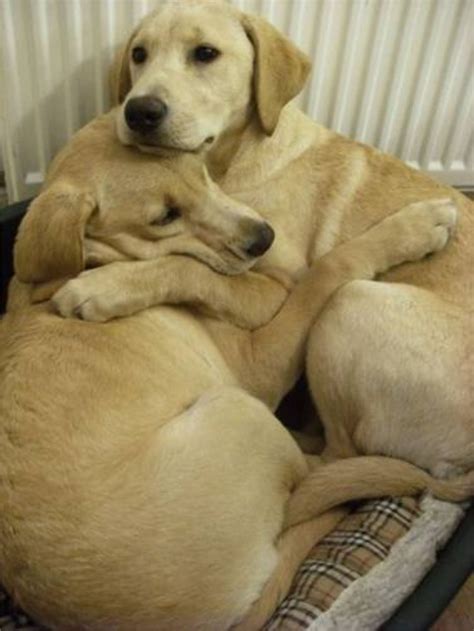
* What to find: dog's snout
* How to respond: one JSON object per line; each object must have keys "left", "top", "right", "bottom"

{"left": 244, "top": 223, "right": 275, "bottom": 258}
{"left": 124, "top": 97, "right": 168, "bottom": 134}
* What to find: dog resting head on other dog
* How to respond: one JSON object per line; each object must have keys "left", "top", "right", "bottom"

{"left": 113, "top": 0, "right": 311, "bottom": 150}
{"left": 14, "top": 109, "right": 275, "bottom": 287}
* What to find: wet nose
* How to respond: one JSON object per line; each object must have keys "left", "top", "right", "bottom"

{"left": 244, "top": 223, "right": 275, "bottom": 258}
{"left": 124, "top": 96, "right": 168, "bottom": 134}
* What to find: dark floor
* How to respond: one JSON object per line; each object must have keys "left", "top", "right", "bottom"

{"left": 431, "top": 575, "right": 474, "bottom": 630}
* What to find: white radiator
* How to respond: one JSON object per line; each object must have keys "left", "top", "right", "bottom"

{"left": 1, "top": 0, "right": 472, "bottom": 201}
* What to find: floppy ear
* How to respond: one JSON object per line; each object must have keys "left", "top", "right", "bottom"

{"left": 109, "top": 24, "right": 142, "bottom": 105}
{"left": 109, "top": 43, "right": 132, "bottom": 106}
{"left": 14, "top": 187, "right": 97, "bottom": 283}
{"left": 241, "top": 14, "right": 311, "bottom": 135}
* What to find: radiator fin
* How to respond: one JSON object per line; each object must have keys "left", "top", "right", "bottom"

{"left": 0, "top": 0, "right": 472, "bottom": 200}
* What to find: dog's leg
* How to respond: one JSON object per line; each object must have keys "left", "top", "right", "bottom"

{"left": 52, "top": 255, "right": 291, "bottom": 328}
{"left": 234, "top": 443, "right": 474, "bottom": 630}
{"left": 233, "top": 508, "right": 348, "bottom": 631}
{"left": 307, "top": 279, "right": 474, "bottom": 473}
{"left": 225, "top": 199, "right": 457, "bottom": 409}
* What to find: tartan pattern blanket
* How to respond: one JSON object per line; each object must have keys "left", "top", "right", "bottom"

{"left": 0, "top": 497, "right": 422, "bottom": 630}
{"left": 265, "top": 497, "right": 420, "bottom": 629}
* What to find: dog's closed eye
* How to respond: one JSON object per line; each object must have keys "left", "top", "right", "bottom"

{"left": 151, "top": 207, "right": 182, "bottom": 227}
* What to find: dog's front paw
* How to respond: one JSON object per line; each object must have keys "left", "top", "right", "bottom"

{"left": 52, "top": 267, "right": 136, "bottom": 322}
{"left": 397, "top": 198, "right": 458, "bottom": 261}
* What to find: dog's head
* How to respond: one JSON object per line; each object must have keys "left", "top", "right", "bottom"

{"left": 113, "top": 0, "right": 310, "bottom": 150}
{"left": 14, "top": 151, "right": 274, "bottom": 284}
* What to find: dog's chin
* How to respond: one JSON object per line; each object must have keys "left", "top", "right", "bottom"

{"left": 117, "top": 122, "right": 214, "bottom": 154}
{"left": 118, "top": 125, "right": 215, "bottom": 153}
{"left": 139, "top": 135, "right": 215, "bottom": 154}
{"left": 171, "top": 249, "right": 254, "bottom": 276}
{"left": 205, "top": 254, "right": 255, "bottom": 276}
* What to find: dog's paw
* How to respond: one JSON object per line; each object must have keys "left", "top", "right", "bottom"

{"left": 395, "top": 198, "right": 457, "bottom": 261}
{"left": 52, "top": 268, "right": 135, "bottom": 322}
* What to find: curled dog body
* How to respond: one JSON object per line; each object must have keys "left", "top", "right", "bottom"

{"left": 0, "top": 0, "right": 472, "bottom": 625}
{"left": 1, "top": 106, "right": 470, "bottom": 629}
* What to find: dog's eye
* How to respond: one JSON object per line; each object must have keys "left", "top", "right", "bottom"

{"left": 132, "top": 46, "right": 147, "bottom": 64}
{"left": 152, "top": 207, "right": 181, "bottom": 227}
{"left": 193, "top": 46, "right": 220, "bottom": 63}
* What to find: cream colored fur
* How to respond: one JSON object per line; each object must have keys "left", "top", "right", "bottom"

{"left": 1, "top": 1, "right": 473, "bottom": 627}
{"left": 1, "top": 114, "right": 470, "bottom": 629}
{"left": 110, "top": 0, "right": 473, "bottom": 473}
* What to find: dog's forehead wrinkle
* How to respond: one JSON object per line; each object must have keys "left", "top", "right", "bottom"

{"left": 168, "top": 22, "right": 207, "bottom": 44}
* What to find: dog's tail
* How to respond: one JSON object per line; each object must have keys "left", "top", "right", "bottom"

{"left": 234, "top": 456, "right": 473, "bottom": 630}
{"left": 284, "top": 455, "right": 473, "bottom": 529}
{"left": 232, "top": 507, "right": 348, "bottom": 631}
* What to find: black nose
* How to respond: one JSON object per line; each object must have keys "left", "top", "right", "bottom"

{"left": 244, "top": 223, "right": 275, "bottom": 258}
{"left": 124, "top": 96, "right": 168, "bottom": 134}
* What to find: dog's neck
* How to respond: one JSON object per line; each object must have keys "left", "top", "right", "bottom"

{"left": 206, "top": 104, "right": 326, "bottom": 193}
{"left": 205, "top": 109, "right": 263, "bottom": 182}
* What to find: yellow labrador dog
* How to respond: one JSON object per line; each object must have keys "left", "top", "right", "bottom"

{"left": 1, "top": 111, "right": 471, "bottom": 630}
{"left": 106, "top": 0, "right": 474, "bottom": 476}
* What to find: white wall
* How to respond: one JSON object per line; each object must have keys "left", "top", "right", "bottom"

{"left": 0, "top": 0, "right": 473, "bottom": 201}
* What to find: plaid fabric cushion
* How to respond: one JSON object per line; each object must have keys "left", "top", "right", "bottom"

{"left": 0, "top": 497, "right": 421, "bottom": 630}
{"left": 265, "top": 497, "right": 420, "bottom": 630}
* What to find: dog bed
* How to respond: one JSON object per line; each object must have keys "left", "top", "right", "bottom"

{"left": 0, "top": 498, "right": 469, "bottom": 630}
{"left": 1, "top": 200, "right": 473, "bottom": 629}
